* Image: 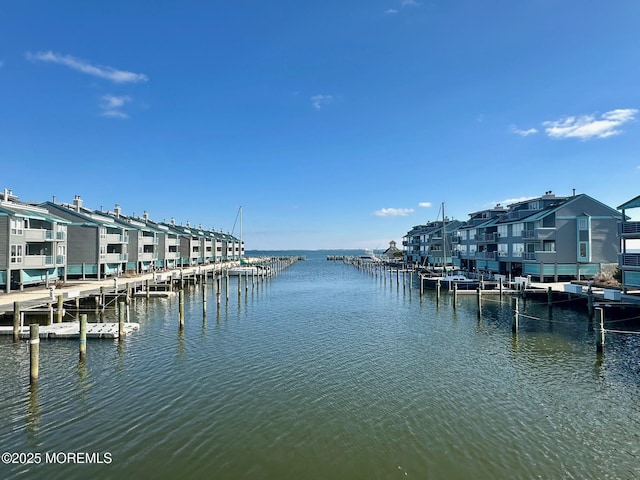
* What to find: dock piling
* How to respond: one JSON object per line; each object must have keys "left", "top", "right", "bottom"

{"left": 13, "top": 301, "right": 21, "bottom": 342}
{"left": 79, "top": 314, "right": 87, "bottom": 360}
{"left": 30, "top": 324, "right": 39, "bottom": 384}
{"left": 596, "top": 307, "right": 605, "bottom": 355}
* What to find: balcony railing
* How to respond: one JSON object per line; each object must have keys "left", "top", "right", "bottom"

{"left": 523, "top": 228, "right": 556, "bottom": 240}
{"left": 475, "top": 251, "right": 497, "bottom": 260}
{"left": 475, "top": 233, "right": 497, "bottom": 242}
{"left": 620, "top": 222, "right": 640, "bottom": 236}
{"left": 24, "top": 229, "right": 54, "bottom": 242}
{"left": 620, "top": 253, "right": 640, "bottom": 267}
{"left": 23, "top": 255, "right": 54, "bottom": 267}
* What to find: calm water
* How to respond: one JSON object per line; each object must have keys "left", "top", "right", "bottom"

{"left": 1, "top": 250, "right": 640, "bottom": 479}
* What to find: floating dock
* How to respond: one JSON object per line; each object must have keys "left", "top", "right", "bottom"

{"left": 0, "top": 321, "right": 140, "bottom": 339}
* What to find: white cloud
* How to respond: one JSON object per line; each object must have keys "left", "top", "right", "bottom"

{"left": 543, "top": 108, "right": 637, "bottom": 140}
{"left": 100, "top": 94, "right": 131, "bottom": 119}
{"left": 401, "top": 0, "right": 420, "bottom": 6}
{"left": 26, "top": 51, "right": 148, "bottom": 83}
{"left": 311, "top": 94, "right": 333, "bottom": 110}
{"left": 510, "top": 125, "right": 538, "bottom": 136}
{"left": 0, "top": 60, "right": 4, "bottom": 68}
{"left": 385, "top": 8, "right": 398, "bottom": 14}
{"left": 374, "top": 207, "right": 414, "bottom": 217}
{"left": 418, "top": 202, "right": 432, "bottom": 208}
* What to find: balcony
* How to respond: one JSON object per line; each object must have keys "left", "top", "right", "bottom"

{"left": 104, "top": 253, "right": 127, "bottom": 263}
{"left": 522, "top": 228, "right": 556, "bottom": 240}
{"left": 620, "top": 222, "right": 640, "bottom": 237}
{"left": 106, "top": 233, "right": 128, "bottom": 243}
{"left": 24, "top": 229, "right": 54, "bottom": 242}
{"left": 138, "top": 252, "right": 157, "bottom": 262}
{"left": 475, "top": 233, "right": 497, "bottom": 243}
{"left": 523, "top": 251, "right": 557, "bottom": 262}
{"left": 620, "top": 253, "right": 640, "bottom": 268}
{"left": 475, "top": 251, "right": 497, "bottom": 260}
{"left": 23, "top": 255, "right": 55, "bottom": 267}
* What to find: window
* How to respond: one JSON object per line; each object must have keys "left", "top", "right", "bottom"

{"left": 512, "top": 223, "right": 524, "bottom": 237}
{"left": 580, "top": 242, "right": 588, "bottom": 258}
{"left": 10, "top": 245, "right": 23, "bottom": 263}
{"left": 497, "top": 225, "right": 508, "bottom": 237}
{"left": 10, "top": 218, "right": 24, "bottom": 235}
{"left": 578, "top": 218, "right": 588, "bottom": 230}
{"left": 512, "top": 243, "right": 524, "bottom": 257}
{"left": 498, "top": 244, "right": 508, "bottom": 257}
{"left": 460, "top": 230, "right": 468, "bottom": 240}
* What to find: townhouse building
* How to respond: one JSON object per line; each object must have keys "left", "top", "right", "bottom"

{"left": 42, "top": 196, "right": 129, "bottom": 280}
{"left": 0, "top": 190, "right": 69, "bottom": 292}
{"left": 407, "top": 192, "right": 622, "bottom": 282}
{"left": 617, "top": 195, "right": 640, "bottom": 292}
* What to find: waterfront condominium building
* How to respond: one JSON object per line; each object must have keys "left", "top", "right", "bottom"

{"left": 0, "top": 190, "right": 69, "bottom": 292}
{"left": 406, "top": 191, "right": 623, "bottom": 282}
{"left": 617, "top": 195, "right": 640, "bottom": 293}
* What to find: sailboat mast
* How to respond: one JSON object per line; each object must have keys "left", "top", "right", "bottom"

{"left": 442, "top": 202, "right": 447, "bottom": 271}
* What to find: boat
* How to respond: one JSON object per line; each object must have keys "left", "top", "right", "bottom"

{"left": 359, "top": 249, "right": 381, "bottom": 263}
{"left": 421, "top": 271, "right": 479, "bottom": 290}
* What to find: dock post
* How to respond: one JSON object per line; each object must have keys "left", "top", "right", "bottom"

{"left": 512, "top": 297, "right": 519, "bottom": 334}
{"left": 13, "top": 301, "right": 21, "bottom": 342}
{"left": 595, "top": 307, "right": 605, "bottom": 355}
{"left": 237, "top": 274, "right": 242, "bottom": 296}
{"left": 57, "top": 294, "right": 64, "bottom": 323}
{"left": 436, "top": 280, "right": 441, "bottom": 305}
{"left": 30, "top": 324, "right": 39, "bottom": 384}
{"left": 547, "top": 286, "right": 553, "bottom": 306}
{"left": 79, "top": 314, "right": 87, "bottom": 361}
{"left": 587, "top": 285, "right": 594, "bottom": 318}
{"left": 419, "top": 274, "right": 424, "bottom": 296}
{"left": 100, "top": 287, "right": 105, "bottom": 308}
{"left": 119, "top": 302, "right": 126, "bottom": 340}
{"left": 245, "top": 270, "right": 249, "bottom": 293}
{"left": 179, "top": 289, "right": 185, "bottom": 329}
{"left": 202, "top": 282, "right": 207, "bottom": 318}
{"left": 476, "top": 286, "right": 482, "bottom": 318}
{"left": 146, "top": 279, "right": 150, "bottom": 299}
{"left": 216, "top": 276, "right": 221, "bottom": 308}
{"left": 225, "top": 271, "right": 229, "bottom": 302}
{"left": 452, "top": 283, "right": 458, "bottom": 310}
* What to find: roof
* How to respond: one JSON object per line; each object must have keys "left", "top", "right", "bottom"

{"left": 618, "top": 194, "right": 640, "bottom": 211}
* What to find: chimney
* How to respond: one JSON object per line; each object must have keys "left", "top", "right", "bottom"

{"left": 143, "top": 211, "right": 149, "bottom": 221}
{"left": 114, "top": 204, "right": 121, "bottom": 218}
{"left": 3, "top": 188, "right": 8, "bottom": 202}
{"left": 170, "top": 217, "right": 176, "bottom": 226}
{"left": 73, "top": 195, "right": 83, "bottom": 212}
{"left": 186, "top": 220, "right": 191, "bottom": 227}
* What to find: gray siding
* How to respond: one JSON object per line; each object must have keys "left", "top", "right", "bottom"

{"left": 0, "top": 216, "right": 8, "bottom": 269}
{"left": 67, "top": 225, "right": 98, "bottom": 263}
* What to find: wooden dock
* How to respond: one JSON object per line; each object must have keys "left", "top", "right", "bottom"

{"left": 0, "top": 321, "right": 140, "bottom": 339}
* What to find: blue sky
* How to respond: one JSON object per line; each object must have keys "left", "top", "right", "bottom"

{"left": 1, "top": 1, "right": 639, "bottom": 250}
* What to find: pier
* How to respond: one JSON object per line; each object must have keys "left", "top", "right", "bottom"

{"left": 0, "top": 256, "right": 301, "bottom": 340}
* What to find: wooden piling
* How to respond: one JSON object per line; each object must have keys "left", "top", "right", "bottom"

{"left": 216, "top": 276, "right": 221, "bottom": 308}
{"left": 595, "top": 307, "right": 605, "bottom": 355}
{"left": 476, "top": 286, "right": 482, "bottom": 318}
{"left": 202, "top": 282, "right": 207, "bottom": 317}
{"left": 436, "top": 280, "right": 441, "bottom": 305}
{"left": 547, "top": 286, "right": 553, "bottom": 306}
{"left": 30, "top": 324, "right": 39, "bottom": 384}
{"left": 119, "top": 302, "right": 125, "bottom": 340}
{"left": 57, "top": 294, "right": 64, "bottom": 323}
{"left": 512, "top": 297, "right": 519, "bottom": 334}
{"left": 452, "top": 283, "right": 458, "bottom": 310}
{"left": 13, "top": 301, "right": 21, "bottom": 342}
{"left": 179, "top": 289, "right": 185, "bottom": 329}
{"left": 79, "top": 314, "right": 87, "bottom": 360}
